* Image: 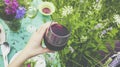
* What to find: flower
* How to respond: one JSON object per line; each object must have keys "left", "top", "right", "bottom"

{"left": 80, "top": 36, "right": 88, "bottom": 42}
{"left": 15, "top": 7, "right": 26, "bottom": 19}
{"left": 4, "top": 0, "right": 19, "bottom": 15}
{"left": 38, "top": 2, "right": 55, "bottom": 15}
{"left": 93, "top": 2, "right": 102, "bottom": 11}
{"left": 106, "top": 27, "right": 113, "bottom": 31}
{"left": 99, "top": 27, "right": 113, "bottom": 38}
{"left": 101, "top": 30, "right": 107, "bottom": 35}
{"left": 94, "top": 23, "right": 103, "bottom": 29}
{"left": 80, "top": 0, "right": 84, "bottom": 3}
{"left": 0, "top": 0, "right": 29, "bottom": 31}
{"left": 113, "top": 14, "right": 120, "bottom": 27}
{"left": 2, "top": 0, "right": 27, "bottom": 20}
{"left": 27, "top": 64, "right": 31, "bottom": 67}
{"left": 62, "top": 6, "right": 73, "bottom": 17}
{"left": 100, "top": 30, "right": 107, "bottom": 38}
{"left": 4, "top": 0, "right": 10, "bottom": 5}
{"left": 69, "top": 46, "right": 74, "bottom": 53}
{"left": 96, "top": 0, "right": 99, "bottom": 3}
{"left": 88, "top": 11, "right": 93, "bottom": 15}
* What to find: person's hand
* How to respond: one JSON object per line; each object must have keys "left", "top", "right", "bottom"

{"left": 22, "top": 22, "right": 53, "bottom": 58}
{"left": 8, "top": 22, "right": 56, "bottom": 67}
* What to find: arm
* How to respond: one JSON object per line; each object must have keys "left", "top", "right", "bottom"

{"left": 8, "top": 22, "right": 52, "bottom": 67}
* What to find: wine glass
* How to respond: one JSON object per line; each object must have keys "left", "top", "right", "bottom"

{"left": 44, "top": 19, "right": 71, "bottom": 51}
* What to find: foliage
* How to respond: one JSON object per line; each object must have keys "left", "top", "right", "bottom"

{"left": 44, "top": 0, "right": 120, "bottom": 67}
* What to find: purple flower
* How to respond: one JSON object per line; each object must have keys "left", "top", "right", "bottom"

{"left": 101, "top": 30, "right": 107, "bottom": 35}
{"left": 5, "top": 6, "right": 17, "bottom": 15}
{"left": 4, "top": 0, "right": 19, "bottom": 15}
{"left": 4, "top": 0, "right": 10, "bottom": 5}
{"left": 12, "top": 1, "right": 19, "bottom": 8}
{"left": 27, "top": 64, "right": 31, "bottom": 67}
{"left": 15, "top": 7, "right": 26, "bottom": 19}
{"left": 5, "top": 7, "right": 10, "bottom": 15}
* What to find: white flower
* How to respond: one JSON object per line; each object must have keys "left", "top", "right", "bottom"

{"left": 38, "top": 2, "right": 55, "bottom": 15}
{"left": 69, "top": 46, "right": 74, "bottom": 53}
{"left": 80, "top": 0, "right": 84, "bottom": 3}
{"left": 100, "top": 30, "right": 107, "bottom": 38}
{"left": 114, "top": 14, "right": 120, "bottom": 22}
{"left": 96, "top": 0, "right": 99, "bottom": 3}
{"left": 113, "top": 14, "right": 120, "bottom": 27}
{"left": 88, "top": 11, "right": 93, "bottom": 15}
{"left": 94, "top": 23, "right": 103, "bottom": 29}
{"left": 100, "top": 27, "right": 113, "bottom": 38}
{"left": 80, "top": 36, "right": 88, "bottom": 42}
{"left": 106, "top": 27, "right": 113, "bottom": 31}
{"left": 62, "top": 6, "right": 73, "bottom": 17}
{"left": 93, "top": 2, "right": 102, "bottom": 11}
{"left": 101, "top": 30, "right": 107, "bottom": 35}
{"left": 26, "top": 25, "right": 37, "bottom": 33}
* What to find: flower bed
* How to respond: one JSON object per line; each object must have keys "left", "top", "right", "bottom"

{"left": 44, "top": 0, "right": 120, "bottom": 67}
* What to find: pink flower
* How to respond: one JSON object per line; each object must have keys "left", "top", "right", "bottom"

{"left": 4, "top": 0, "right": 10, "bottom": 5}
{"left": 4, "top": 0, "right": 19, "bottom": 15}
{"left": 27, "top": 64, "right": 31, "bottom": 67}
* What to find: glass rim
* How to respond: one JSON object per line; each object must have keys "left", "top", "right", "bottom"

{"left": 49, "top": 22, "right": 71, "bottom": 38}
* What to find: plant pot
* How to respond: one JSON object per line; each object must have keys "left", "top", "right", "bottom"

{"left": 4, "top": 20, "right": 21, "bottom": 32}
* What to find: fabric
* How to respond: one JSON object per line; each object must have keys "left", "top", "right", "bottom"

{"left": 0, "top": 0, "right": 61, "bottom": 67}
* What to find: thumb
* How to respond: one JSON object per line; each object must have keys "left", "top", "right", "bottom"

{"left": 42, "top": 48, "right": 51, "bottom": 53}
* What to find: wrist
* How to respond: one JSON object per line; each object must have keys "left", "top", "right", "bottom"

{"left": 21, "top": 49, "right": 33, "bottom": 59}
{"left": 19, "top": 50, "right": 31, "bottom": 60}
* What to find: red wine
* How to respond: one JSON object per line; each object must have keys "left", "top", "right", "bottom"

{"left": 44, "top": 24, "right": 70, "bottom": 51}
{"left": 44, "top": 37, "right": 66, "bottom": 51}
{"left": 51, "top": 24, "right": 69, "bottom": 36}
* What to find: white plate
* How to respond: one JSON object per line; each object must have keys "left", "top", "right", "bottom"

{"left": 10, "top": 51, "right": 46, "bottom": 67}
{"left": 0, "top": 24, "right": 5, "bottom": 45}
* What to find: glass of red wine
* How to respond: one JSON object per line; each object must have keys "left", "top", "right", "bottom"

{"left": 44, "top": 20, "right": 71, "bottom": 51}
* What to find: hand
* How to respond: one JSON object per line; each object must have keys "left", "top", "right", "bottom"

{"left": 23, "top": 22, "right": 53, "bottom": 58}
{"left": 8, "top": 22, "right": 56, "bottom": 67}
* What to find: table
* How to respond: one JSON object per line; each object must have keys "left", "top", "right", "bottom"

{"left": 0, "top": 0, "right": 61, "bottom": 67}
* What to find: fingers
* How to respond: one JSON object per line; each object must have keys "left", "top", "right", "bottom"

{"left": 52, "top": 22, "right": 58, "bottom": 24}
{"left": 43, "top": 22, "right": 58, "bottom": 36}
{"left": 37, "top": 22, "right": 51, "bottom": 33}
{"left": 36, "top": 22, "right": 57, "bottom": 39}
{"left": 42, "top": 48, "right": 51, "bottom": 53}
{"left": 37, "top": 22, "right": 58, "bottom": 33}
